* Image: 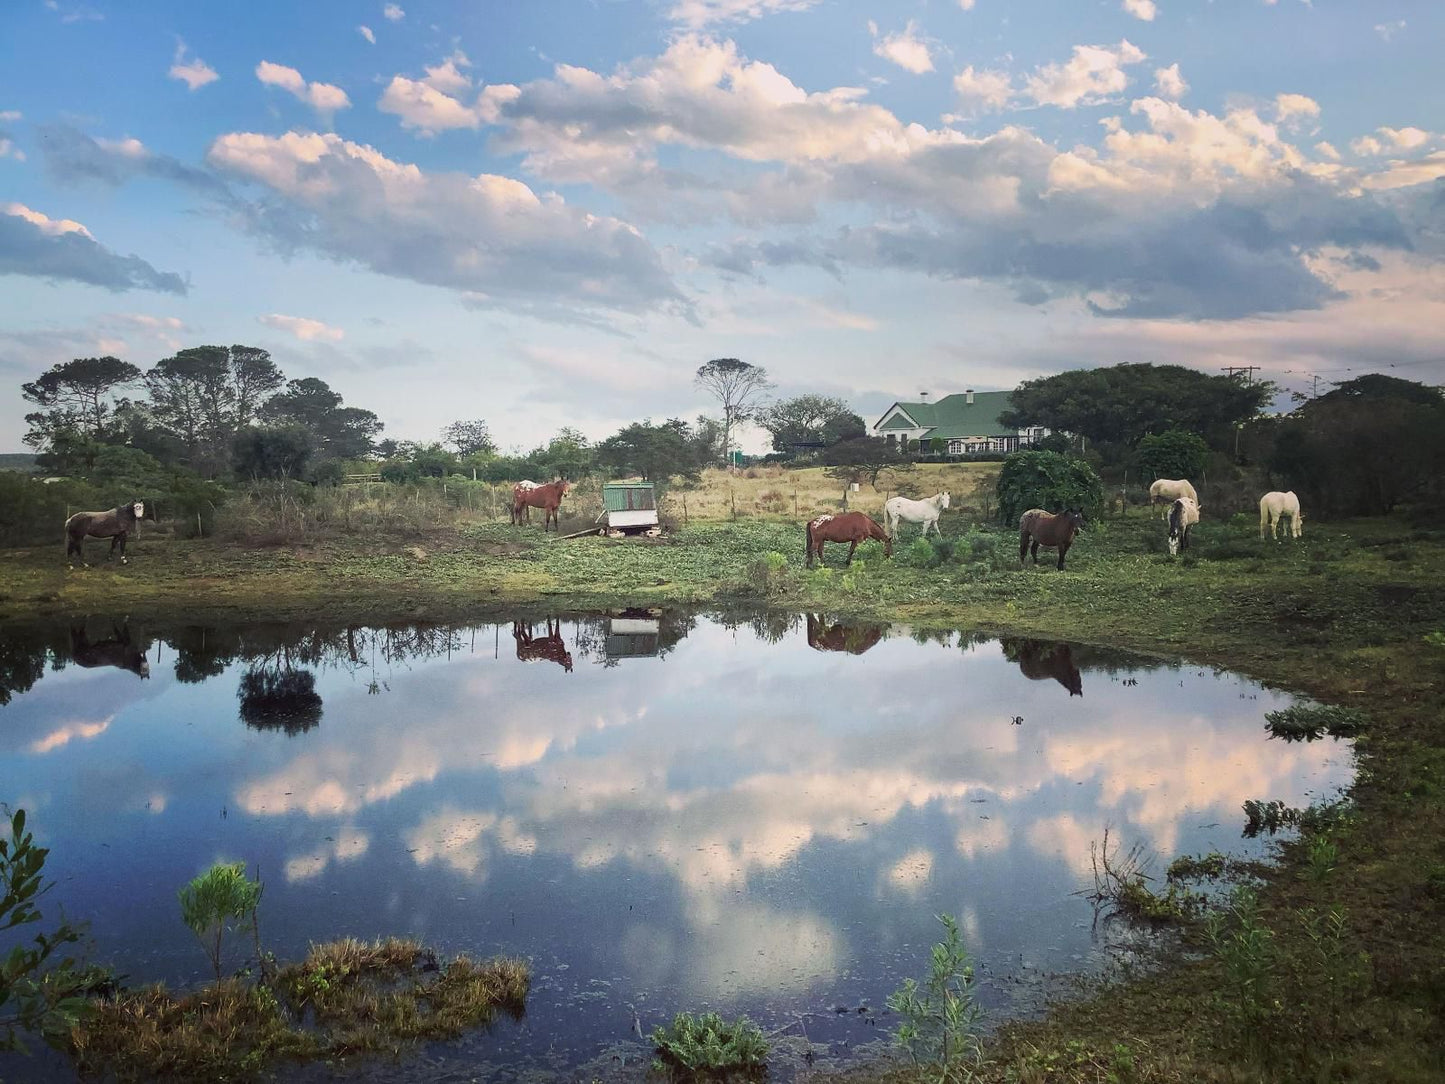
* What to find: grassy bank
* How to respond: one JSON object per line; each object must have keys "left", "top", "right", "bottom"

{"left": 2, "top": 506, "right": 1444, "bottom": 1082}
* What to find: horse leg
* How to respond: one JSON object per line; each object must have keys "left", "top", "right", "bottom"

{"left": 1057, "top": 541, "right": 1068, "bottom": 571}
{"left": 846, "top": 539, "right": 858, "bottom": 566}
{"left": 1031, "top": 540, "right": 1040, "bottom": 565}
{"left": 117, "top": 531, "right": 128, "bottom": 564}
{"left": 1019, "top": 530, "right": 1030, "bottom": 566}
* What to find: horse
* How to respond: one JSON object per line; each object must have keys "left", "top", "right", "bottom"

{"left": 1259, "top": 491, "right": 1303, "bottom": 540}
{"left": 510, "top": 480, "right": 540, "bottom": 524}
{"left": 804, "top": 512, "right": 892, "bottom": 568}
{"left": 1168, "top": 496, "right": 1200, "bottom": 555}
{"left": 1019, "top": 508, "right": 1085, "bottom": 570}
{"left": 512, "top": 480, "right": 570, "bottom": 531}
{"left": 1006, "top": 639, "right": 1082, "bottom": 697}
{"left": 805, "top": 614, "right": 885, "bottom": 655}
{"left": 513, "top": 618, "right": 573, "bottom": 672}
{"left": 1149, "top": 479, "right": 1199, "bottom": 520}
{"left": 70, "top": 621, "right": 150, "bottom": 678}
{"left": 65, "top": 500, "right": 144, "bottom": 567}
{"left": 883, "top": 492, "right": 950, "bottom": 540}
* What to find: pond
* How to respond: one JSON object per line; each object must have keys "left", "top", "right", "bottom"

{"left": 0, "top": 612, "right": 1352, "bottom": 1079}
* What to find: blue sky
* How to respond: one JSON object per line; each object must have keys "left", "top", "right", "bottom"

{"left": 2, "top": 0, "right": 1442, "bottom": 453}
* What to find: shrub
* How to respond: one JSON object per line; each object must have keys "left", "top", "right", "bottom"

{"left": 887, "top": 913, "right": 983, "bottom": 1077}
{"left": 995, "top": 450, "right": 1103, "bottom": 525}
{"left": 651, "top": 1011, "right": 769, "bottom": 1075}
{"left": 177, "top": 862, "right": 264, "bottom": 980}
{"left": 1135, "top": 429, "right": 1210, "bottom": 483}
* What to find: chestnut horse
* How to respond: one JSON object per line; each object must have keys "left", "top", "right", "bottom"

{"left": 513, "top": 618, "right": 573, "bottom": 672}
{"left": 804, "top": 512, "right": 892, "bottom": 568}
{"left": 1006, "top": 638, "right": 1082, "bottom": 697}
{"left": 512, "top": 480, "right": 570, "bottom": 531}
{"left": 1019, "top": 508, "right": 1085, "bottom": 570}
{"left": 511, "top": 480, "right": 540, "bottom": 524}
{"left": 65, "top": 500, "right": 144, "bottom": 567}
{"left": 806, "top": 614, "right": 885, "bottom": 655}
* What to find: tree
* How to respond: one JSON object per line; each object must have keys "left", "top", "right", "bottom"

{"left": 755, "top": 395, "right": 866, "bottom": 456}
{"left": 440, "top": 419, "right": 495, "bottom": 457}
{"left": 823, "top": 437, "right": 912, "bottom": 490}
{"left": 144, "top": 345, "right": 285, "bottom": 474}
{"left": 1134, "top": 429, "right": 1210, "bottom": 483}
{"left": 231, "top": 424, "right": 313, "bottom": 479}
{"left": 694, "top": 358, "right": 773, "bottom": 463}
{"left": 995, "top": 450, "right": 1104, "bottom": 525}
{"left": 227, "top": 345, "right": 285, "bottom": 430}
{"left": 259, "top": 378, "right": 382, "bottom": 460}
{"left": 595, "top": 418, "right": 710, "bottom": 484}
{"left": 21, "top": 356, "right": 142, "bottom": 449}
{"left": 1000, "top": 363, "right": 1272, "bottom": 450}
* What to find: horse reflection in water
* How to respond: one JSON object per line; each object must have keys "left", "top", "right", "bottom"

{"left": 806, "top": 614, "right": 886, "bottom": 656}
{"left": 1003, "top": 638, "right": 1083, "bottom": 697}
{"left": 70, "top": 621, "right": 150, "bottom": 679}
{"left": 513, "top": 618, "right": 574, "bottom": 673}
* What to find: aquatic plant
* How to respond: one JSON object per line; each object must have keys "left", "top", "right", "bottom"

{"left": 1264, "top": 703, "right": 1367, "bottom": 742}
{"left": 650, "top": 1010, "right": 769, "bottom": 1076}
{"left": 1089, "top": 828, "right": 1193, "bottom": 922}
{"left": 887, "top": 913, "right": 984, "bottom": 1080}
{"left": 178, "top": 861, "right": 264, "bottom": 980}
{"left": 1204, "top": 887, "right": 1278, "bottom": 1059}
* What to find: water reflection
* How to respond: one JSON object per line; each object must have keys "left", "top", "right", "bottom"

{"left": 0, "top": 612, "right": 1351, "bottom": 1077}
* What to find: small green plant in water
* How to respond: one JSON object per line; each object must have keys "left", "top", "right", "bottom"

{"left": 887, "top": 913, "right": 983, "bottom": 1081}
{"left": 650, "top": 1011, "right": 769, "bottom": 1076}
{"left": 178, "top": 861, "right": 264, "bottom": 980}
{"left": 1264, "top": 703, "right": 1367, "bottom": 742}
{"left": 1304, "top": 835, "right": 1339, "bottom": 883}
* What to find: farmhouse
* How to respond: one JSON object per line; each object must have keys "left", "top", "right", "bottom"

{"left": 871, "top": 389, "right": 1046, "bottom": 454}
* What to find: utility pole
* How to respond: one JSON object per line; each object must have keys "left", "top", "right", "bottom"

{"left": 1221, "top": 365, "right": 1261, "bottom": 384}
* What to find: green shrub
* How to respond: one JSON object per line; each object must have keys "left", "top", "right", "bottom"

{"left": 651, "top": 1011, "right": 769, "bottom": 1075}
{"left": 995, "top": 450, "right": 1103, "bottom": 525}
{"left": 1135, "top": 429, "right": 1210, "bottom": 483}
{"left": 887, "top": 913, "right": 983, "bottom": 1078}
{"left": 177, "top": 862, "right": 264, "bottom": 980}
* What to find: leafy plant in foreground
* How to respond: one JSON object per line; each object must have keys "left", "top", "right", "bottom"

{"left": 178, "top": 861, "right": 264, "bottom": 980}
{"left": 650, "top": 1010, "right": 769, "bottom": 1076}
{"left": 887, "top": 913, "right": 984, "bottom": 1081}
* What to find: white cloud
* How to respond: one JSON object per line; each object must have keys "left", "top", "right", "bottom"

{"left": 0, "top": 140, "right": 23, "bottom": 162}
{"left": 951, "top": 66, "right": 1013, "bottom": 113}
{"left": 667, "top": 0, "right": 819, "bottom": 29}
{"left": 423, "top": 50, "right": 472, "bottom": 95}
{"left": 959, "top": 0, "right": 976, "bottom": 8}
{"left": 1274, "top": 92, "right": 1320, "bottom": 126}
{"left": 1359, "top": 151, "right": 1445, "bottom": 191}
{"left": 168, "top": 40, "right": 218, "bottom": 91}
{"left": 1314, "top": 140, "right": 1340, "bottom": 161}
{"left": 1374, "top": 20, "right": 1405, "bottom": 42}
{"left": 257, "top": 313, "right": 345, "bottom": 342}
{"left": 1379, "top": 126, "right": 1431, "bottom": 150}
{"left": 0, "top": 111, "right": 21, "bottom": 122}
{"left": 871, "top": 20, "right": 934, "bottom": 75}
{"left": 1, "top": 202, "right": 186, "bottom": 293}
{"left": 1351, "top": 134, "right": 1383, "bottom": 156}
{"left": 358, "top": 25, "right": 375, "bottom": 44}
{"left": 382, "top": 3, "right": 404, "bottom": 20}
{"left": 256, "top": 61, "right": 351, "bottom": 118}
{"left": 1154, "top": 63, "right": 1187, "bottom": 100}
{"left": 1122, "top": 0, "right": 1157, "bottom": 22}
{"left": 4, "top": 201, "right": 91, "bottom": 238}
{"left": 1023, "top": 40, "right": 1146, "bottom": 109}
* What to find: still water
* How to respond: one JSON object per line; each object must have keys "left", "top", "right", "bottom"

{"left": 0, "top": 612, "right": 1350, "bottom": 1077}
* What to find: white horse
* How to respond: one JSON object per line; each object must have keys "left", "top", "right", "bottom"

{"left": 1150, "top": 478, "right": 1198, "bottom": 519}
{"left": 1167, "top": 496, "right": 1199, "bottom": 556}
{"left": 884, "top": 491, "right": 950, "bottom": 540}
{"left": 1259, "top": 491, "right": 1303, "bottom": 540}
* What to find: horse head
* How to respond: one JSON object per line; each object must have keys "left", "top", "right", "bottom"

{"left": 131, "top": 500, "right": 145, "bottom": 520}
{"left": 940, "top": 491, "right": 951, "bottom": 510}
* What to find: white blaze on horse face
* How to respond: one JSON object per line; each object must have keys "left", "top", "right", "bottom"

{"left": 134, "top": 501, "right": 145, "bottom": 518}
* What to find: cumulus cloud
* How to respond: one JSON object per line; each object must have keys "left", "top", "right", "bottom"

{"left": 1378, "top": 126, "right": 1431, "bottom": 150}
{"left": 1374, "top": 20, "right": 1405, "bottom": 42}
{"left": 382, "top": 3, "right": 404, "bottom": 20}
{"left": 258, "top": 313, "right": 345, "bottom": 342}
{"left": 38, "top": 124, "right": 228, "bottom": 196}
{"left": 1, "top": 202, "right": 187, "bottom": 294}
{"left": 1023, "top": 40, "right": 1146, "bottom": 109}
{"left": 951, "top": 66, "right": 1013, "bottom": 113}
{"left": 1274, "top": 92, "right": 1320, "bottom": 126}
{"left": 1154, "top": 63, "right": 1187, "bottom": 100}
{"left": 168, "top": 39, "right": 218, "bottom": 90}
{"left": 207, "top": 130, "right": 683, "bottom": 316}
{"left": 1122, "top": 0, "right": 1157, "bottom": 21}
{"left": 870, "top": 20, "right": 934, "bottom": 75}
{"left": 667, "top": 0, "right": 819, "bottom": 29}
{"left": 358, "top": 25, "right": 375, "bottom": 44}
{"left": 256, "top": 61, "right": 351, "bottom": 119}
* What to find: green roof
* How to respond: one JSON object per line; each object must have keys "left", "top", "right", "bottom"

{"left": 876, "top": 391, "right": 1019, "bottom": 439}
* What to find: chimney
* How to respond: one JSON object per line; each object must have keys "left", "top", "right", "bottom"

{"left": 965, "top": 389, "right": 975, "bottom": 405}
{"left": 919, "top": 391, "right": 929, "bottom": 403}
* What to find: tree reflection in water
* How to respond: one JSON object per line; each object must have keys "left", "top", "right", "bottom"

{"left": 237, "top": 668, "right": 324, "bottom": 735}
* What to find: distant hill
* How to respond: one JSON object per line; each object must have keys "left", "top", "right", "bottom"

{"left": 0, "top": 453, "right": 38, "bottom": 473}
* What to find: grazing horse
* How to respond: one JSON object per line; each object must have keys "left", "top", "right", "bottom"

{"left": 1006, "top": 639, "right": 1082, "bottom": 697}
{"left": 513, "top": 618, "right": 573, "bottom": 672}
{"left": 1259, "top": 491, "right": 1303, "bottom": 540}
{"left": 883, "top": 492, "right": 951, "bottom": 540}
{"left": 1019, "top": 508, "right": 1085, "bottom": 570}
{"left": 512, "top": 480, "right": 571, "bottom": 531}
{"left": 65, "top": 501, "right": 144, "bottom": 567}
{"left": 804, "top": 512, "right": 892, "bottom": 569}
{"left": 806, "top": 614, "right": 885, "bottom": 655}
{"left": 1168, "top": 496, "right": 1200, "bottom": 555}
{"left": 70, "top": 621, "right": 150, "bottom": 678}
{"left": 1149, "top": 479, "right": 1198, "bottom": 520}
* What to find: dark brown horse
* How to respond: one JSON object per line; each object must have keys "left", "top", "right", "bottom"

{"left": 806, "top": 614, "right": 885, "bottom": 655}
{"left": 65, "top": 500, "right": 144, "bottom": 567}
{"left": 1007, "top": 639, "right": 1082, "bottom": 697}
{"left": 1019, "top": 508, "right": 1085, "bottom": 570}
{"left": 70, "top": 621, "right": 150, "bottom": 679}
{"left": 513, "top": 618, "right": 574, "bottom": 672}
{"left": 804, "top": 511, "right": 892, "bottom": 568}
{"left": 512, "top": 480, "right": 570, "bottom": 531}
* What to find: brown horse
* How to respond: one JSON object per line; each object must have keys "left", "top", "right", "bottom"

{"left": 70, "top": 621, "right": 150, "bottom": 678}
{"left": 1006, "top": 638, "right": 1082, "bottom": 697}
{"left": 804, "top": 512, "right": 892, "bottom": 568}
{"left": 806, "top": 614, "right": 885, "bottom": 655}
{"left": 513, "top": 618, "right": 574, "bottom": 672}
{"left": 512, "top": 480, "right": 570, "bottom": 531}
{"left": 1019, "top": 508, "right": 1085, "bottom": 570}
{"left": 65, "top": 500, "right": 144, "bottom": 567}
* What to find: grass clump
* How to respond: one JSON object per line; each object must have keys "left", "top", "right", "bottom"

{"left": 1088, "top": 829, "right": 1194, "bottom": 923}
{"left": 1166, "top": 851, "right": 1229, "bottom": 882}
{"left": 650, "top": 1010, "right": 769, "bottom": 1077}
{"left": 1264, "top": 703, "right": 1368, "bottom": 742}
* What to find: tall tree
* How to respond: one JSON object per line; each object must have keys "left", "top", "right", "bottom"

{"left": 144, "top": 345, "right": 285, "bottom": 473}
{"left": 440, "top": 419, "right": 495, "bottom": 456}
{"left": 756, "top": 395, "right": 866, "bottom": 455}
{"left": 21, "top": 356, "right": 142, "bottom": 448}
{"left": 999, "top": 363, "right": 1272, "bottom": 449}
{"left": 694, "top": 358, "right": 773, "bottom": 463}
{"left": 228, "top": 345, "right": 285, "bottom": 430}
{"left": 595, "top": 418, "right": 710, "bottom": 484}
{"left": 259, "top": 377, "right": 383, "bottom": 460}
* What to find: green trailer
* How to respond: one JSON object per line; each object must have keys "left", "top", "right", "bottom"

{"left": 600, "top": 481, "right": 660, "bottom": 536}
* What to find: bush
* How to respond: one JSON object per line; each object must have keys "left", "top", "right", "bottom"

{"left": 309, "top": 459, "right": 347, "bottom": 487}
{"left": 995, "top": 450, "right": 1104, "bottom": 525}
{"left": 651, "top": 1011, "right": 769, "bottom": 1075}
{"left": 1135, "top": 429, "right": 1210, "bottom": 483}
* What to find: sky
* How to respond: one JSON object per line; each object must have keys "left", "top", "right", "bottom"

{"left": 1, "top": 0, "right": 1442, "bottom": 454}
